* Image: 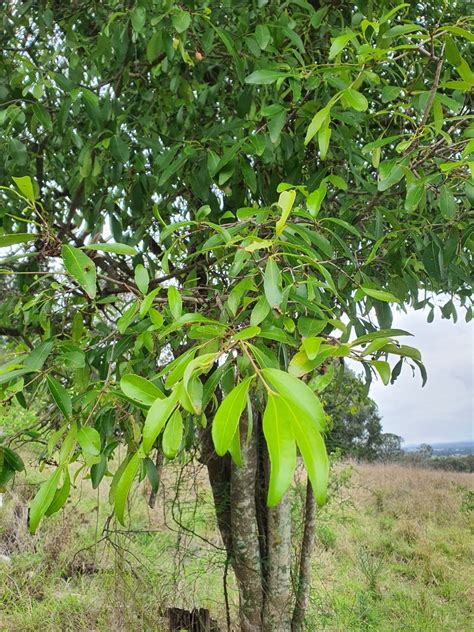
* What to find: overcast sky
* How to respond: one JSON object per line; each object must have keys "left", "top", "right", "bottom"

{"left": 356, "top": 305, "right": 473, "bottom": 446}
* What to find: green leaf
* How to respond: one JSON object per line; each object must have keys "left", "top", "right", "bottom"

{"left": 318, "top": 118, "right": 331, "bottom": 160}
{"left": 62, "top": 244, "right": 97, "bottom": 299}
{"left": 47, "top": 376, "right": 72, "bottom": 418}
{"left": 83, "top": 242, "right": 137, "bottom": 256}
{"left": 307, "top": 182, "right": 327, "bottom": 217}
{"left": 167, "top": 286, "right": 182, "bottom": 320}
{"left": 0, "top": 233, "right": 36, "bottom": 247}
{"left": 212, "top": 376, "right": 254, "bottom": 456}
{"left": 114, "top": 452, "right": 141, "bottom": 525}
{"left": 245, "top": 69, "right": 288, "bottom": 84}
{"left": 77, "top": 426, "right": 101, "bottom": 456}
{"left": 264, "top": 259, "right": 283, "bottom": 309}
{"left": 328, "top": 32, "right": 356, "bottom": 59}
{"left": 140, "top": 287, "right": 160, "bottom": 317}
{"left": 275, "top": 189, "right": 296, "bottom": 236}
{"left": 343, "top": 89, "right": 368, "bottom": 112}
{"left": 371, "top": 360, "right": 391, "bottom": 385}
{"left": 298, "top": 317, "right": 326, "bottom": 338}
{"left": 261, "top": 368, "right": 326, "bottom": 431}
{"left": 162, "top": 409, "right": 183, "bottom": 459}
{"left": 361, "top": 287, "right": 400, "bottom": 303}
{"left": 250, "top": 296, "right": 270, "bottom": 326}
{"left": 117, "top": 301, "right": 138, "bottom": 334}
{"left": 263, "top": 393, "right": 297, "bottom": 507}
{"left": 172, "top": 9, "right": 191, "bottom": 33}
{"left": 12, "top": 175, "right": 35, "bottom": 201}
{"left": 405, "top": 180, "right": 424, "bottom": 211}
{"left": 439, "top": 185, "right": 457, "bottom": 219}
{"left": 142, "top": 390, "right": 179, "bottom": 454}
{"left": 134, "top": 264, "right": 149, "bottom": 294}
{"left": 233, "top": 326, "right": 261, "bottom": 341}
{"left": 302, "top": 336, "right": 323, "bottom": 360}
{"left": 29, "top": 467, "right": 63, "bottom": 534}
{"left": 45, "top": 468, "right": 70, "bottom": 516}
{"left": 120, "top": 374, "right": 164, "bottom": 407}
{"left": 305, "top": 106, "right": 330, "bottom": 145}
{"left": 285, "top": 394, "right": 329, "bottom": 506}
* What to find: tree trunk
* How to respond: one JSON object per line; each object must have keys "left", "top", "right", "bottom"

{"left": 204, "top": 409, "right": 316, "bottom": 632}
{"left": 263, "top": 492, "right": 292, "bottom": 632}
{"left": 230, "top": 413, "right": 264, "bottom": 632}
{"left": 291, "top": 482, "right": 317, "bottom": 632}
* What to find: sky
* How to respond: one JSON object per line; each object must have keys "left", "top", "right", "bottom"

{"left": 356, "top": 305, "right": 473, "bottom": 446}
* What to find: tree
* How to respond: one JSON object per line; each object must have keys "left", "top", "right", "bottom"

{"left": 0, "top": 1, "right": 473, "bottom": 630}
{"left": 378, "top": 433, "right": 404, "bottom": 461}
{"left": 323, "top": 369, "right": 385, "bottom": 461}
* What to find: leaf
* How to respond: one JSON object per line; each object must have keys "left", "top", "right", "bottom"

{"left": 305, "top": 106, "right": 330, "bottom": 145}
{"left": 0, "top": 233, "right": 36, "bottom": 248}
{"left": 262, "top": 368, "right": 326, "bottom": 431}
{"left": 12, "top": 175, "right": 35, "bottom": 201}
{"left": 302, "top": 336, "right": 323, "bottom": 360}
{"left": 404, "top": 180, "right": 424, "bottom": 211}
{"left": 29, "top": 467, "right": 63, "bottom": 534}
{"left": 318, "top": 118, "right": 331, "bottom": 160}
{"left": 167, "top": 286, "right": 182, "bottom": 320}
{"left": 114, "top": 452, "right": 141, "bottom": 525}
{"left": 285, "top": 394, "right": 329, "bottom": 506}
{"left": 264, "top": 259, "right": 283, "bottom": 309}
{"left": 45, "top": 468, "right": 71, "bottom": 516}
{"left": 371, "top": 360, "right": 391, "bottom": 385}
{"left": 343, "top": 89, "right": 368, "bottom": 112}
{"left": 307, "top": 182, "right": 327, "bottom": 217}
{"left": 120, "top": 374, "right": 164, "bottom": 406}
{"left": 162, "top": 409, "right": 183, "bottom": 459}
{"left": 142, "top": 391, "right": 179, "bottom": 454}
{"left": 47, "top": 376, "right": 72, "bottom": 418}
{"left": 275, "top": 189, "right": 296, "bottom": 235}
{"left": 117, "top": 301, "right": 138, "bottom": 334}
{"left": 268, "top": 108, "right": 286, "bottom": 144}
{"left": 245, "top": 69, "right": 287, "bottom": 84}
{"left": 250, "top": 296, "right": 270, "bottom": 326}
{"left": 328, "top": 32, "right": 356, "bottom": 59}
{"left": 298, "top": 317, "right": 326, "bottom": 338}
{"left": 83, "top": 242, "right": 137, "bottom": 256}
{"left": 234, "top": 326, "right": 261, "bottom": 341}
{"left": 263, "top": 393, "right": 297, "bottom": 507}
{"left": 134, "top": 264, "right": 149, "bottom": 294}
{"left": 172, "top": 9, "right": 191, "bottom": 33}
{"left": 361, "top": 287, "right": 399, "bottom": 303}
{"left": 77, "top": 427, "right": 101, "bottom": 456}
{"left": 439, "top": 186, "right": 457, "bottom": 219}
{"left": 62, "top": 245, "right": 97, "bottom": 299}
{"left": 212, "top": 376, "right": 254, "bottom": 456}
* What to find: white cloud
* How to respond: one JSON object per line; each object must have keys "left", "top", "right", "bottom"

{"left": 353, "top": 307, "right": 473, "bottom": 445}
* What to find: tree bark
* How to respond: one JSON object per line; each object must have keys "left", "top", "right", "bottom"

{"left": 263, "top": 491, "right": 292, "bottom": 632}
{"left": 291, "top": 481, "right": 317, "bottom": 632}
{"left": 230, "top": 413, "right": 264, "bottom": 632}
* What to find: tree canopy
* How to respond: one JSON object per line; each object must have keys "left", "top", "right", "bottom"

{"left": 0, "top": 1, "right": 473, "bottom": 628}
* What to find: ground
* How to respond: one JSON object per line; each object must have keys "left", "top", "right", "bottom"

{"left": 0, "top": 458, "right": 472, "bottom": 631}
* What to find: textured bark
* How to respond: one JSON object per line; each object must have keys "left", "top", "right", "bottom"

{"left": 201, "top": 426, "right": 233, "bottom": 556}
{"left": 231, "top": 413, "right": 263, "bottom": 632}
{"left": 291, "top": 482, "right": 317, "bottom": 632}
{"left": 263, "top": 491, "right": 292, "bottom": 632}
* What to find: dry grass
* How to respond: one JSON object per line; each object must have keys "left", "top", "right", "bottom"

{"left": 0, "top": 459, "right": 472, "bottom": 631}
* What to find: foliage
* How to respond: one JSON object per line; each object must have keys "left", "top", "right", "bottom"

{"left": 0, "top": 0, "right": 472, "bottom": 593}
{"left": 324, "top": 368, "right": 387, "bottom": 461}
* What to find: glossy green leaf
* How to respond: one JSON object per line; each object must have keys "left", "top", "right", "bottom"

{"left": 142, "top": 390, "right": 179, "bottom": 454}
{"left": 263, "top": 393, "right": 297, "bottom": 507}
{"left": 62, "top": 245, "right": 97, "bottom": 299}
{"left": 134, "top": 264, "right": 149, "bottom": 294}
{"left": 212, "top": 376, "right": 254, "bottom": 456}
{"left": 263, "top": 259, "right": 283, "bottom": 309}
{"left": 47, "top": 375, "right": 72, "bottom": 418}
{"left": 162, "top": 409, "right": 183, "bottom": 459}
{"left": 167, "top": 286, "right": 182, "bottom": 320}
{"left": 371, "top": 360, "right": 391, "bottom": 385}
{"left": 12, "top": 175, "right": 35, "bottom": 201}
{"left": 77, "top": 427, "right": 101, "bottom": 456}
{"left": 114, "top": 452, "right": 141, "bottom": 525}
{"left": 29, "top": 467, "right": 63, "bottom": 534}
{"left": 120, "top": 374, "right": 164, "bottom": 406}
{"left": 275, "top": 189, "right": 296, "bottom": 236}
{"left": 361, "top": 287, "right": 400, "bottom": 303}
{"left": 83, "top": 242, "right": 137, "bottom": 256}
{"left": 0, "top": 233, "right": 36, "bottom": 248}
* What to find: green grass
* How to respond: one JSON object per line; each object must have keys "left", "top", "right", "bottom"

{"left": 1, "top": 459, "right": 472, "bottom": 631}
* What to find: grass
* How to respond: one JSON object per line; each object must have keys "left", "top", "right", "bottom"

{"left": 0, "top": 459, "right": 472, "bottom": 631}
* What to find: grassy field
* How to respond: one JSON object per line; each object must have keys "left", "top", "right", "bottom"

{"left": 0, "top": 458, "right": 472, "bottom": 631}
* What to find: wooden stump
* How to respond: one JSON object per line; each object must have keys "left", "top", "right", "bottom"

{"left": 167, "top": 607, "right": 220, "bottom": 632}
